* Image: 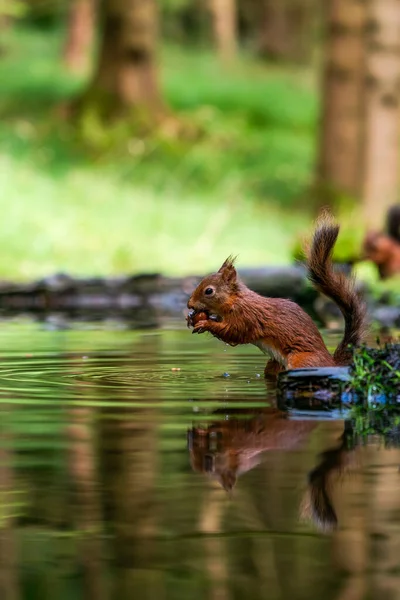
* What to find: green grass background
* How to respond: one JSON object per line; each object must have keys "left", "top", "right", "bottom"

{"left": 0, "top": 27, "right": 318, "bottom": 280}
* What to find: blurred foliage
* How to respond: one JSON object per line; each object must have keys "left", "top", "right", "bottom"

{"left": 21, "top": 0, "right": 66, "bottom": 26}
{"left": 162, "top": 0, "right": 192, "bottom": 13}
{"left": 160, "top": 0, "right": 209, "bottom": 45}
{"left": 0, "top": 27, "right": 314, "bottom": 279}
{"left": 291, "top": 206, "right": 366, "bottom": 265}
{"left": 0, "top": 0, "right": 27, "bottom": 17}
{"left": 354, "top": 262, "right": 400, "bottom": 306}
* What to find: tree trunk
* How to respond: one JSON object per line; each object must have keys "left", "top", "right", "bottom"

{"left": 256, "top": 0, "right": 315, "bottom": 62}
{"left": 361, "top": 0, "right": 400, "bottom": 227}
{"left": 63, "top": 0, "right": 95, "bottom": 73}
{"left": 316, "top": 0, "right": 367, "bottom": 202}
{"left": 258, "top": 0, "right": 290, "bottom": 60}
{"left": 209, "top": 0, "right": 237, "bottom": 61}
{"left": 88, "top": 0, "right": 163, "bottom": 117}
{"left": 286, "top": 0, "right": 316, "bottom": 63}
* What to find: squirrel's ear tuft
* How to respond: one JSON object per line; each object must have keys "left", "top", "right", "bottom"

{"left": 218, "top": 255, "right": 237, "bottom": 284}
{"left": 218, "top": 255, "right": 237, "bottom": 272}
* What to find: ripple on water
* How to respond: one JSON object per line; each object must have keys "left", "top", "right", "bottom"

{"left": 0, "top": 347, "right": 275, "bottom": 409}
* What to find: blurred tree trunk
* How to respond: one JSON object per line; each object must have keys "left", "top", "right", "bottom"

{"left": 316, "top": 0, "right": 366, "bottom": 203}
{"left": 258, "top": 0, "right": 290, "bottom": 60}
{"left": 361, "top": 0, "right": 400, "bottom": 226}
{"left": 63, "top": 0, "right": 95, "bottom": 73}
{"left": 209, "top": 0, "right": 237, "bottom": 61}
{"left": 257, "top": 0, "right": 314, "bottom": 62}
{"left": 286, "top": 0, "right": 316, "bottom": 63}
{"left": 85, "top": 0, "right": 163, "bottom": 118}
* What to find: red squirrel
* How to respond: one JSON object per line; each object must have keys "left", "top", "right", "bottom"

{"left": 363, "top": 231, "right": 400, "bottom": 279}
{"left": 362, "top": 204, "right": 400, "bottom": 279}
{"left": 187, "top": 214, "right": 366, "bottom": 375}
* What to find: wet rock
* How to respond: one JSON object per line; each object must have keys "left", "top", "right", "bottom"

{"left": 35, "top": 273, "right": 76, "bottom": 293}
{"left": 372, "top": 305, "right": 400, "bottom": 329}
{"left": 277, "top": 367, "right": 351, "bottom": 413}
{"left": 0, "top": 266, "right": 316, "bottom": 317}
{"left": 0, "top": 265, "right": 395, "bottom": 329}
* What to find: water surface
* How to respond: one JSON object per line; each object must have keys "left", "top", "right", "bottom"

{"left": 0, "top": 319, "right": 399, "bottom": 600}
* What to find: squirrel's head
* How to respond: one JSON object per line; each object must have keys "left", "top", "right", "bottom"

{"left": 187, "top": 256, "right": 239, "bottom": 316}
{"left": 188, "top": 426, "right": 238, "bottom": 493}
{"left": 363, "top": 232, "right": 394, "bottom": 264}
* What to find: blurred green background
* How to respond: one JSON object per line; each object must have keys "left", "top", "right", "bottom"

{"left": 0, "top": 0, "right": 398, "bottom": 280}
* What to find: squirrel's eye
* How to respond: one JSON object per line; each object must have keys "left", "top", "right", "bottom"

{"left": 204, "top": 287, "right": 214, "bottom": 296}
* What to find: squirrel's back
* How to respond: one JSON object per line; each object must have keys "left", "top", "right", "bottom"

{"left": 306, "top": 214, "right": 366, "bottom": 364}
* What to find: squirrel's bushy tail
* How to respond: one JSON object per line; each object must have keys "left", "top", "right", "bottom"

{"left": 306, "top": 213, "right": 367, "bottom": 365}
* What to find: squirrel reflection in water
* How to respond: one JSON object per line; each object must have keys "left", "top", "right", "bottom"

{"left": 188, "top": 409, "right": 356, "bottom": 533}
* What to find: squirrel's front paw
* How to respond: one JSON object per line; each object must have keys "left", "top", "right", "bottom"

{"left": 192, "top": 320, "right": 209, "bottom": 334}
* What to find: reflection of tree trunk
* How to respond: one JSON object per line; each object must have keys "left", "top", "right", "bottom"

{"left": 331, "top": 444, "right": 367, "bottom": 600}
{"left": 0, "top": 415, "right": 19, "bottom": 600}
{"left": 361, "top": 0, "right": 400, "bottom": 227}
{"left": 87, "top": 0, "right": 163, "bottom": 117}
{"left": 200, "top": 483, "right": 229, "bottom": 600}
{"left": 97, "top": 337, "right": 161, "bottom": 600}
{"left": 63, "top": 0, "right": 95, "bottom": 73}
{"left": 368, "top": 446, "right": 400, "bottom": 599}
{"left": 316, "top": 0, "right": 366, "bottom": 202}
{"left": 209, "top": 0, "right": 237, "bottom": 61}
{"left": 103, "top": 405, "right": 161, "bottom": 599}
{"left": 67, "top": 407, "right": 107, "bottom": 600}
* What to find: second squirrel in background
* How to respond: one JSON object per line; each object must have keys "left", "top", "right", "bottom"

{"left": 187, "top": 213, "right": 366, "bottom": 376}
{"left": 363, "top": 204, "right": 400, "bottom": 279}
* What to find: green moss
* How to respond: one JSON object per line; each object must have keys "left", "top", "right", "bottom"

{"left": 346, "top": 343, "right": 400, "bottom": 440}
{"left": 348, "top": 342, "right": 400, "bottom": 403}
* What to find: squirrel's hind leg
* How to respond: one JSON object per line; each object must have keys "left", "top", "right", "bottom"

{"left": 287, "top": 352, "right": 335, "bottom": 370}
{"left": 264, "top": 360, "right": 284, "bottom": 378}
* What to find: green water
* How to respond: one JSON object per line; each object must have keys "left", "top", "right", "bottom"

{"left": 0, "top": 319, "right": 399, "bottom": 600}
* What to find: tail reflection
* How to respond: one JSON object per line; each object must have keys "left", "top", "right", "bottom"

{"left": 301, "top": 421, "right": 355, "bottom": 532}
